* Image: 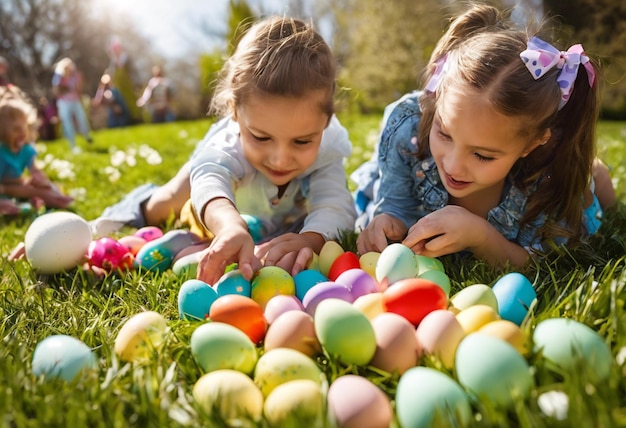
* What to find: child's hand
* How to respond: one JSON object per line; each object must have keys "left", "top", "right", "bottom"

{"left": 196, "top": 227, "right": 259, "bottom": 285}
{"left": 0, "top": 199, "right": 20, "bottom": 216}
{"left": 402, "top": 206, "right": 487, "bottom": 257}
{"left": 357, "top": 213, "right": 407, "bottom": 254}
{"left": 38, "top": 188, "right": 73, "bottom": 209}
{"left": 256, "top": 232, "right": 324, "bottom": 276}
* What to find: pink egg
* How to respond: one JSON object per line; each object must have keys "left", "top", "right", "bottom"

{"left": 264, "top": 310, "right": 321, "bottom": 357}
{"left": 264, "top": 294, "right": 305, "bottom": 325}
{"left": 327, "top": 375, "right": 392, "bottom": 428}
{"left": 87, "top": 237, "right": 134, "bottom": 271}
{"left": 117, "top": 235, "right": 147, "bottom": 256}
{"left": 415, "top": 309, "right": 465, "bottom": 369}
{"left": 335, "top": 268, "right": 379, "bottom": 300}
{"left": 302, "top": 281, "right": 353, "bottom": 317}
{"left": 371, "top": 313, "right": 420, "bottom": 375}
{"left": 134, "top": 226, "right": 163, "bottom": 242}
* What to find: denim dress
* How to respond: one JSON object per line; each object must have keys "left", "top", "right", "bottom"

{"left": 352, "top": 91, "right": 603, "bottom": 252}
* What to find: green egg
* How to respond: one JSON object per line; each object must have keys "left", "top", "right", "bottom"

{"left": 418, "top": 269, "right": 451, "bottom": 296}
{"left": 450, "top": 283, "right": 499, "bottom": 312}
{"left": 190, "top": 322, "right": 258, "bottom": 374}
{"left": 314, "top": 299, "right": 376, "bottom": 366}
{"left": 253, "top": 348, "right": 324, "bottom": 397}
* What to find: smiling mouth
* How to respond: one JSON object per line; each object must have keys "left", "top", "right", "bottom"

{"left": 445, "top": 173, "right": 471, "bottom": 189}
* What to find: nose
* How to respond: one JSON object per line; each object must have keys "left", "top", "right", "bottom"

{"left": 268, "top": 144, "right": 293, "bottom": 170}
{"left": 442, "top": 148, "right": 466, "bottom": 178}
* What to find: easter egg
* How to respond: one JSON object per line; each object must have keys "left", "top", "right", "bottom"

{"left": 87, "top": 237, "right": 134, "bottom": 271}
{"left": 533, "top": 317, "right": 612, "bottom": 382}
{"left": 335, "top": 268, "right": 379, "bottom": 300}
{"left": 293, "top": 269, "right": 328, "bottom": 302}
{"left": 264, "top": 294, "right": 304, "bottom": 325}
{"left": 455, "top": 304, "right": 501, "bottom": 333}
{"left": 114, "top": 311, "right": 168, "bottom": 362}
{"left": 250, "top": 266, "right": 295, "bottom": 309}
{"left": 32, "top": 334, "right": 97, "bottom": 381}
{"left": 449, "top": 283, "right": 499, "bottom": 312}
{"left": 318, "top": 240, "right": 344, "bottom": 277}
{"left": 172, "top": 250, "right": 203, "bottom": 278}
{"left": 359, "top": 251, "right": 380, "bottom": 278}
{"left": 134, "top": 226, "right": 163, "bottom": 242}
{"left": 327, "top": 375, "right": 392, "bottom": 428}
{"left": 414, "top": 254, "right": 445, "bottom": 275}
{"left": 314, "top": 299, "right": 376, "bottom": 366}
{"left": 24, "top": 211, "right": 92, "bottom": 274}
{"left": 209, "top": 295, "right": 267, "bottom": 344}
{"left": 383, "top": 278, "right": 448, "bottom": 326}
{"left": 479, "top": 319, "right": 529, "bottom": 355}
{"left": 135, "top": 229, "right": 200, "bottom": 272}
{"left": 375, "top": 243, "right": 418, "bottom": 287}
{"left": 215, "top": 269, "right": 252, "bottom": 297}
{"left": 264, "top": 310, "right": 321, "bottom": 357}
{"left": 263, "top": 380, "right": 325, "bottom": 428}
{"left": 396, "top": 367, "right": 471, "bottom": 427}
{"left": 418, "top": 269, "right": 451, "bottom": 296}
{"left": 241, "top": 213, "right": 264, "bottom": 243}
{"left": 327, "top": 251, "right": 361, "bottom": 281}
{"left": 416, "top": 309, "right": 465, "bottom": 369}
{"left": 253, "top": 348, "right": 324, "bottom": 397}
{"left": 352, "top": 292, "right": 386, "bottom": 320}
{"left": 455, "top": 333, "right": 534, "bottom": 407}
{"left": 133, "top": 246, "right": 173, "bottom": 273}
{"left": 178, "top": 279, "right": 218, "bottom": 321}
{"left": 191, "top": 322, "right": 258, "bottom": 374}
{"left": 117, "top": 235, "right": 146, "bottom": 256}
{"left": 193, "top": 369, "right": 263, "bottom": 423}
{"left": 370, "top": 313, "right": 420, "bottom": 375}
{"left": 492, "top": 272, "right": 536, "bottom": 325}
{"left": 302, "top": 281, "right": 354, "bottom": 316}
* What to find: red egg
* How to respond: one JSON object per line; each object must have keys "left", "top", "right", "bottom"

{"left": 382, "top": 278, "right": 448, "bottom": 326}
{"left": 327, "top": 251, "right": 361, "bottom": 281}
{"left": 87, "top": 237, "right": 134, "bottom": 271}
{"left": 208, "top": 294, "right": 267, "bottom": 344}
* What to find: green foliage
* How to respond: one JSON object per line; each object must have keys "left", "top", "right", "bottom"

{"left": 1, "top": 118, "right": 625, "bottom": 426}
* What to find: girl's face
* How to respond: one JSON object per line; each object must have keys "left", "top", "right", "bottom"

{"left": 235, "top": 90, "right": 330, "bottom": 186}
{"left": 3, "top": 113, "right": 29, "bottom": 153}
{"left": 429, "top": 87, "right": 543, "bottom": 203}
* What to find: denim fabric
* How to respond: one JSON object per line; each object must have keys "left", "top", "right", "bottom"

{"left": 352, "top": 91, "right": 603, "bottom": 252}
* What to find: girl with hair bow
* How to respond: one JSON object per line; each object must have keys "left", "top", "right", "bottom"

{"left": 353, "top": 3, "right": 616, "bottom": 267}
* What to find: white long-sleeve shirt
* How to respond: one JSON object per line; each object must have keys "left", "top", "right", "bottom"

{"left": 189, "top": 115, "right": 356, "bottom": 240}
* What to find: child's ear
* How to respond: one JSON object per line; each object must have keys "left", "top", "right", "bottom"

{"left": 521, "top": 129, "right": 551, "bottom": 157}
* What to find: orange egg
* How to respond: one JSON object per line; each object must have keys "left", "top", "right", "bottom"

{"left": 208, "top": 295, "right": 267, "bottom": 344}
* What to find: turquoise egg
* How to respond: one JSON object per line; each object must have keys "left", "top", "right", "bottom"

{"left": 418, "top": 269, "right": 451, "bottom": 296}
{"left": 533, "top": 317, "right": 613, "bottom": 382}
{"left": 293, "top": 269, "right": 329, "bottom": 302}
{"left": 396, "top": 366, "right": 471, "bottom": 427}
{"left": 134, "top": 246, "right": 173, "bottom": 272}
{"left": 455, "top": 333, "right": 533, "bottom": 407}
{"left": 215, "top": 269, "right": 252, "bottom": 297}
{"left": 414, "top": 255, "right": 445, "bottom": 275}
{"left": 32, "top": 335, "right": 97, "bottom": 381}
{"left": 178, "top": 279, "right": 219, "bottom": 321}
{"left": 492, "top": 272, "right": 536, "bottom": 325}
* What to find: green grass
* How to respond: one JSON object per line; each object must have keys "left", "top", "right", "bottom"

{"left": 0, "top": 116, "right": 625, "bottom": 427}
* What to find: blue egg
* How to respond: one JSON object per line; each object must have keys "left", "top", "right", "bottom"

{"left": 492, "top": 272, "right": 536, "bottom": 325}
{"left": 32, "top": 335, "right": 97, "bottom": 381}
{"left": 293, "top": 269, "right": 328, "bottom": 302}
{"left": 178, "top": 279, "right": 219, "bottom": 321}
{"left": 214, "top": 269, "right": 252, "bottom": 297}
{"left": 134, "top": 246, "right": 173, "bottom": 272}
{"left": 241, "top": 214, "right": 264, "bottom": 243}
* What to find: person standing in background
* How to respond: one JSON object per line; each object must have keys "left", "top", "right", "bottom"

{"left": 52, "top": 57, "right": 93, "bottom": 154}
{"left": 136, "top": 65, "right": 175, "bottom": 123}
{"left": 92, "top": 73, "right": 130, "bottom": 128}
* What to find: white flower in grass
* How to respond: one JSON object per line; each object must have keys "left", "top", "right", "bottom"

{"left": 35, "top": 142, "right": 47, "bottom": 153}
{"left": 125, "top": 154, "right": 137, "bottom": 167}
{"left": 50, "top": 159, "right": 76, "bottom": 180}
{"left": 616, "top": 346, "right": 626, "bottom": 366}
{"left": 111, "top": 150, "right": 126, "bottom": 167}
{"left": 104, "top": 166, "right": 121, "bottom": 182}
{"left": 538, "top": 390, "right": 568, "bottom": 420}
{"left": 145, "top": 153, "right": 162, "bottom": 165}
{"left": 68, "top": 187, "right": 87, "bottom": 200}
{"left": 178, "top": 130, "right": 188, "bottom": 138}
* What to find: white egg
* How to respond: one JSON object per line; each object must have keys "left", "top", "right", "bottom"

{"left": 24, "top": 212, "right": 92, "bottom": 274}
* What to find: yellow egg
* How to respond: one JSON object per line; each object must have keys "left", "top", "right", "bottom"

{"left": 479, "top": 320, "right": 529, "bottom": 355}
{"left": 193, "top": 369, "right": 263, "bottom": 424}
{"left": 456, "top": 304, "right": 500, "bottom": 334}
{"left": 318, "top": 241, "right": 344, "bottom": 277}
{"left": 359, "top": 252, "right": 380, "bottom": 278}
{"left": 263, "top": 380, "right": 325, "bottom": 428}
{"left": 114, "top": 311, "right": 168, "bottom": 362}
{"left": 251, "top": 266, "right": 295, "bottom": 310}
{"left": 353, "top": 292, "right": 385, "bottom": 320}
{"left": 254, "top": 348, "right": 324, "bottom": 397}
{"left": 450, "top": 284, "right": 499, "bottom": 312}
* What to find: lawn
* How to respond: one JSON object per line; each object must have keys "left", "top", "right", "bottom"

{"left": 0, "top": 115, "right": 625, "bottom": 427}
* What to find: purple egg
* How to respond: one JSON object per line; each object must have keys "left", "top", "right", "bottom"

{"left": 335, "top": 268, "right": 379, "bottom": 300}
{"left": 264, "top": 294, "right": 305, "bottom": 324}
{"left": 302, "top": 281, "right": 354, "bottom": 317}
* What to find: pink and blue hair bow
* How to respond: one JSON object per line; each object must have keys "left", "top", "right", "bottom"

{"left": 520, "top": 37, "right": 596, "bottom": 110}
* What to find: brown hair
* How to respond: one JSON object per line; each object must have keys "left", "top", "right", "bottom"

{"left": 0, "top": 86, "right": 37, "bottom": 143}
{"left": 417, "top": 4, "right": 600, "bottom": 244}
{"left": 210, "top": 16, "right": 336, "bottom": 119}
